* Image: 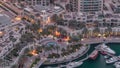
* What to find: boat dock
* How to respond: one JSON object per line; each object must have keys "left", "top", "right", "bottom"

{"left": 60, "top": 55, "right": 89, "bottom": 68}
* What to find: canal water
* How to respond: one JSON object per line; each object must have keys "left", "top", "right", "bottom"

{"left": 40, "top": 43, "right": 120, "bottom": 68}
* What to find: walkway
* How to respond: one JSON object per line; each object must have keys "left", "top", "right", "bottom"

{"left": 78, "top": 55, "right": 89, "bottom": 62}
{"left": 44, "top": 45, "right": 90, "bottom": 65}
{"left": 35, "top": 59, "right": 46, "bottom": 68}
{"left": 80, "top": 37, "right": 120, "bottom": 44}
{"left": 10, "top": 43, "right": 35, "bottom": 67}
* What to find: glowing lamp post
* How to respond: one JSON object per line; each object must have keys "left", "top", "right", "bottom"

{"left": 29, "top": 50, "right": 38, "bottom": 56}
{"left": 81, "top": 38, "right": 84, "bottom": 41}
{"left": 0, "top": 31, "right": 3, "bottom": 36}
{"left": 98, "top": 34, "right": 101, "bottom": 37}
{"left": 38, "top": 29, "right": 43, "bottom": 33}
{"left": 15, "top": 16, "right": 21, "bottom": 21}
{"left": 64, "top": 36, "right": 70, "bottom": 42}
{"left": 55, "top": 31, "right": 60, "bottom": 36}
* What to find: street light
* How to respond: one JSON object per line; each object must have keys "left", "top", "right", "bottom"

{"left": 38, "top": 28, "right": 43, "bottom": 33}
{"left": 0, "top": 31, "right": 3, "bottom": 36}
{"left": 81, "top": 38, "right": 84, "bottom": 41}
{"left": 98, "top": 34, "right": 101, "bottom": 37}
{"left": 64, "top": 36, "right": 70, "bottom": 42}
{"left": 55, "top": 31, "right": 60, "bottom": 36}
{"left": 15, "top": 16, "right": 21, "bottom": 21}
{"left": 29, "top": 50, "right": 38, "bottom": 56}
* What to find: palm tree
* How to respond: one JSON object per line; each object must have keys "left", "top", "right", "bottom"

{"left": 51, "top": 14, "right": 59, "bottom": 23}
{"left": 105, "top": 27, "right": 112, "bottom": 36}
{"left": 78, "top": 34, "right": 83, "bottom": 41}
{"left": 93, "top": 27, "right": 100, "bottom": 37}
{"left": 68, "top": 20, "right": 77, "bottom": 29}
{"left": 88, "top": 28, "right": 94, "bottom": 37}
{"left": 77, "top": 21, "right": 85, "bottom": 29}
{"left": 36, "top": 46, "right": 42, "bottom": 53}
{"left": 61, "top": 48, "right": 66, "bottom": 56}
{"left": 70, "top": 35, "right": 80, "bottom": 42}
{"left": 24, "top": 48, "right": 30, "bottom": 54}
{"left": 94, "top": 20, "right": 100, "bottom": 27}
{"left": 55, "top": 45, "right": 60, "bottom": 55}
{"left": 49, "top": 45, "right": 54, "bottom": 54}
{"left": 82, "top": 27, "right": 89, "bottom": 38}
{"left": 41, "top": 45, "right": 46, "bottom": 56}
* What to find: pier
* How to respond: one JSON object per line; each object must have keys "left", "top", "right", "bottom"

{"left": 59, "top": 55, "right": 89, "bottom": 68}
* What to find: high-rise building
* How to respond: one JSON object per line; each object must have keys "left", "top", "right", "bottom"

{"left": 69, "top": 0, "right": 79, "bottom": 12}
{"left": 80, "top": 0, "right": 103, "bottom": 12}
{"left": 68, "top": 0, "right": 103, "bottom": 13}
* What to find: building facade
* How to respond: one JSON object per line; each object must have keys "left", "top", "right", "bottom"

{"left": 69, "top": 0, "right": 79, "bottom": 12}
{"left": 68, "top": 0, "right": 103, "bottom": 13}
{"left": 25, "top": 0, "right": 51, "bottom": 6}
{"left": 80, "top": 0, "right": 103, "bottom": 12}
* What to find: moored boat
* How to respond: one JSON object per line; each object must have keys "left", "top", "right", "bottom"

{"left": 106, "top": 56, "right": 118, "bottom": 64}
{"left": 66, "top": 61, "right": 83, "bottom": 68}
{"left": 104, "top": 55, "right": 110, "bottom": 59}
{"left": 89, "top": 50, "right": 98, "bottom": 60}
{"left": 114, "top": 62, "right": 120, "bottom": 68}
{"left": 100, "top": 44, "right": 115, "bottom": 55}
{"left": 100, "top": 51, "right": 107, "bottom": 55}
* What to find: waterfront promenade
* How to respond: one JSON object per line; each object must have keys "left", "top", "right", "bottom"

{"left": 43, "top": 45, "right": 90, "bottom": 65}
{"left": 41, "top": 37, "right": 120, "bottom": 65}
{"left": 11, "top": 37, "right": 120, "bottom": 68}
{"left": 80, "top": 37, "right": 120, "bottom": 44}
{"left": 34, "top": 59, "right": 46, "bottom": 68}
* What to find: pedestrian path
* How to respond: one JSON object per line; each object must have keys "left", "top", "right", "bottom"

{"left": 35, "top": 58, "right": 46, "bottom": 68}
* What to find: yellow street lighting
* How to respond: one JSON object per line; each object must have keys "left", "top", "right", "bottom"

{"left": 55, "top": 31, "right": 60, "bottom": 36}
{"left": 31, "top": 19, "right": 35, "bottom": 23}
{"left": 29, "top": 50, "right": 38, "bottom": 56}
{"left": 98, "top": 34, "right": 101, "bottom": 36}
{"left": 103, "top": 34, "right": 106, "bottom": 36}
{"left": 15, "top": 16, "right": 21, "bottom": 21}
{"left": 81, "top": 38, "right": 84, "bottom": 41}
{"left": 38, "top": 28, "right": 43, "bottom": 33}
{"left": 103, "top": 37, "right": 106, "bottom": 39}
{"left": 0, "top": 31, "right": 2, "bottom": 34}
{"left": 64, "top": 36, "right": 70, "bottom": 41}
{"left": 0, "top": 31, "right": 3, "bottom": 36}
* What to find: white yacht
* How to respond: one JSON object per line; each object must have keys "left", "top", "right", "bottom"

{"left": 66, "top": 61, "right": 83, "bottom": 68}
{"left": 104, "top": 55, "right": 110, "bottom": 59}
{"left": 100, "top": 44, "right": 115, "bottom": 54}
{"left": 114, "top": 62, "right": 120, "bottom": 68}
{"left": 106, "top": 56, "right": 118, "bottom": 64}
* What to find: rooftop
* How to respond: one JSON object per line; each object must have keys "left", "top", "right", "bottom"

{"left": 0, "top": 14, "right": 11, "bottom": 28}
